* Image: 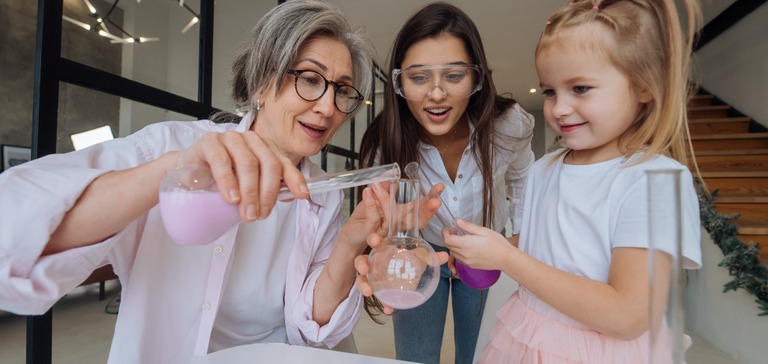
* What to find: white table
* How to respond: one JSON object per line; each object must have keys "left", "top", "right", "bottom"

{"left": 195, "top": 343, "right": 417, "bottom": 364}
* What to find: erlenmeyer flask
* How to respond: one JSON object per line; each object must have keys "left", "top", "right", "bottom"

{"left": 159, "top": 163, "right": 400, "bottom": 246}
{"left": 404, "top": 162, "right": 500, "bottom": 290}
{"left": 159, "top": 165, "right": 241, "bottom": 246}
{"left": 367, "top": 179, "right": 441, "bottom": 310}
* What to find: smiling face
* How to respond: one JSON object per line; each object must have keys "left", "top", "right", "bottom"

{"left": 251, "top": 36, "right": 353, "bottom": 164}
{"left": 536, "top": 24, "right": 650, "bottom": 164}
{"left": 401, "top": 34, "right": 473, "bottom": 138}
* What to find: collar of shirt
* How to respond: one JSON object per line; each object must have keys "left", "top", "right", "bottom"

{"left": 418, "top": 117, "right": 476, "bottom": 154}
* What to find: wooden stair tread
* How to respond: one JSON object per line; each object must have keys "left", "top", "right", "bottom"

{"left": 692, "top": 149, "right": 768, "bottom": 156}
{"left": 688, "top": 117, "right": 751, "bottom": 124}
{"left": 688, "top": 105, "right": 731, "bottom": 111}
{"left": 715, "top": 194, "right": 768, "bottom": 203}
{"left": 690, "top": 133, "right": 768, "bottom": 140}
{"left": 692, "top": 94, "right": 715, "bottom": 99}
{"left": 732, "top": 220, "right": 768, "bottom": 235}
{"left": 697, "top": 171, "right": 768, "bottom": 178}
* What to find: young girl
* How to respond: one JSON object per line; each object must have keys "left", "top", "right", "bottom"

{"left": 442, "top": 0, "right": 703, "bottom": 362}
{"left": 357, "top": 3, "right": 534, "bottom": 364}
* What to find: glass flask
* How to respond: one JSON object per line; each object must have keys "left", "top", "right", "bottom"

{"left": 159, "top": 163, "right": 400, "bottom": 246}
{"left": 647, "top": 170, "right": 686, "bottom": 364}
{"left": 367, "top": 178, "right": 441, "bottom": 310}
{"left": 404, "top": 162, "right": 500, "bottom": 290}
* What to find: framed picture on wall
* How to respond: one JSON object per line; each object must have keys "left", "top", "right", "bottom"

{"left": 1, "top": 145, "right": 31, "bottom": 172}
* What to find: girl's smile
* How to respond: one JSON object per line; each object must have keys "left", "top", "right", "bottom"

{"left": 536, "top": 23, "right": 651, "bottom": 165}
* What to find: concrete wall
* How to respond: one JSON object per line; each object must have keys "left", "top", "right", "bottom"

{"left": 0, "top": 0, "right": 122, "bottom": 154}
{"left": 694, "top": 1, "right": 768, "bottom": 128}
{"left": 686, "top": 230, "right": 768, "bottom": 364}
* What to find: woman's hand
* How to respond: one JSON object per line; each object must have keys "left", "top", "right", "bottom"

{"left": 353, "top": 232, "right": 449, "bottom": 314}
{"left": 174, "top": 130, "right": 310, "bottom": 221}
{"left": 338, "top": 181, "right": 446, "bottom": 252}
{"left": 442, "top": 219, "right": 517, "bottom": 271}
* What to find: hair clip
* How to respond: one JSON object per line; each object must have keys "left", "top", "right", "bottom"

{"left": 593, "top": 5, "right": 600, "bottom": 10}
{"left": 546, "top": 21, "right": 551, "bottom": 24}
{"left": 568, "top": 2, "right": 574, "bottom": 4}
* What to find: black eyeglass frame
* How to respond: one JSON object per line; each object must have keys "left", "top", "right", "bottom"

{"left": 287, "top": 69, "right": 365, "bottom": 114}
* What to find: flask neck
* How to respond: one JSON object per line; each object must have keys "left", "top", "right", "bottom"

{"left": 388, "top": 179, "right": 420, "bottom": 238}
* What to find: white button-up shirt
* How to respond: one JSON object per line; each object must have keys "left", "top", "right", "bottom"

{"left": 418, "top": 104, "right": 535, "bottom": 245}
{"left": 0, "top": 113, "right": 362, "bottom": 363}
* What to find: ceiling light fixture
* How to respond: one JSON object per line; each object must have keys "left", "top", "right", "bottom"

{"left": 62, "top": 15, "right": 91, "bottom": 31}
{"left": 529, "top": 88, "right": 537, "bottom": 93}
{"left": 67, "top": 0, "right": 203, "bottom": 46}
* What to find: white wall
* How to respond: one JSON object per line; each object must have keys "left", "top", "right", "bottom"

{"left": 694, "top": 2, "right": 768, "bottom": 128}
{"left": 686, "top": 229, "right": 768, "bottom": 364}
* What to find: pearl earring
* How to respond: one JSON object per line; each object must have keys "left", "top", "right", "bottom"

{"left": 256, "top": 98, "right": 261, "bottom": 111}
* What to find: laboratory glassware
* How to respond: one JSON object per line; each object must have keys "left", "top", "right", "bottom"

{"left": 367, "top": 178, "right": 441, "bottom": 309}
{"left": 159, "top": 163, "right": 400, "bottom": 246}
{"left": 404, "top": 162, "right": 501, "bottom": 290}
{"left": 647, "top": 170, "right": 685, "bottom": 364}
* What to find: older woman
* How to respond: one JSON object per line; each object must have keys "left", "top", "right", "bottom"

{"left": 0, "top": 1, "right": 421, "bottom": 363}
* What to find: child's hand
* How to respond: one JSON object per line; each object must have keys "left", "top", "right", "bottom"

{"left": 442, "top": 219, "right": 515, "bottom": 271}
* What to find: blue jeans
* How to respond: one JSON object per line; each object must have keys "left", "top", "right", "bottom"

{"left": 393, "top": 243, "right": 488, "bottom": 364}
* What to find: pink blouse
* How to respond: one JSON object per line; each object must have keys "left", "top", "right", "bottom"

{"left": 0, "top": 113, "right": 362, "bottom": 363}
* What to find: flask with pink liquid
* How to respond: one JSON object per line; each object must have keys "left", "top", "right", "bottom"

{"left": 159, "top": 163, "right": 400, "bottom": 246}
{"left": 367, "top": 178, "right": 441, "bottom": 310}
{"left": 404, "top": 162, "right": 501, "bottom": 290}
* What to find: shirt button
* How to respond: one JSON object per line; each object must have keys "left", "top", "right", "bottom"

{"left": 458, "top": 174, "right": 463, "bottom": 179}
{"left": 191, "top": 357, "right": 197, "bottom": 361}
{"left": 202, "top": 303, "right": 211, "bottom": 311}
{"left": 453, "top": 197, "right": 458, "bottom": 201}
{"left": 214, "top": 245, "right": 223, "bottom": 254}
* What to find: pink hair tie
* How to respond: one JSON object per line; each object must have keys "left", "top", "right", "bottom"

{"left": 546, "top": 21, "right": 551, "bottom": 25}
{"left": 593, "top": 5, "right": 599, "bottom": 9}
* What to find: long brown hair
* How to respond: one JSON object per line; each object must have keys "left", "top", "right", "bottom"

{"left": 357, "top": 2, "right": 520, "bottom": 321}
{"left": 538, "top": 0, "right": 701, "bottom": 168}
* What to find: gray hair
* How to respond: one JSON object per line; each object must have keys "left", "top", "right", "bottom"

{"left": 225, "top": 0, "right": 372, "bottom": 121}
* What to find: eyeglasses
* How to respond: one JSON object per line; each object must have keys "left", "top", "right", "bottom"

{"left": 287, "top": 70, "right": 364, "bottom": 114}
{"left": 392, "top": 65, "right": 483, "bottom": 101}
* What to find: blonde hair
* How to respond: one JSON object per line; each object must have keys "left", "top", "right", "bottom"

{"left": 538, "top": 0, "right": 701, "bottom": 168}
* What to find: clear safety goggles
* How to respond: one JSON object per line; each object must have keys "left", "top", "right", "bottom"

{"left": 392, "top": 65, "right": 482, "bottom": 100}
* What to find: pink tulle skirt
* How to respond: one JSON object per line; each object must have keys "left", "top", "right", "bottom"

{"left": 477, "top": 288, "right": 691, "bottom": 364}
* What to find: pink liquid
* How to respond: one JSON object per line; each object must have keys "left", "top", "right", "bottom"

{"left": 159, "top": 191, "right": 241, "bottom": 246}
{"left": 373, "top": 289, "right": 427, "bottom": 310}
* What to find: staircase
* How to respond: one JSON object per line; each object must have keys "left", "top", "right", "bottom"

{"left": 688, "top": 92, "right": 768, "bottom": 264}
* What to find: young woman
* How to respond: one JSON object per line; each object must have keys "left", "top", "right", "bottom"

{"left": 356, "top": 3, "right": 535, "bottom": 363}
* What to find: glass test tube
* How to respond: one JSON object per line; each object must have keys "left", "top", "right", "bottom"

{"left": 276, "top": 163, "right": 400, "bottom": 200}
{"left": 647, "top": 170, "right": 685, "bottom": 364}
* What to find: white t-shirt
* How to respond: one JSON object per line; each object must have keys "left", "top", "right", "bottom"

{"left": 517, "top": 151, "right": 702, "bottom": 284}
{"left": 208, "top": 200, "right": 297, "bottom": 352}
